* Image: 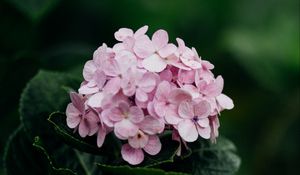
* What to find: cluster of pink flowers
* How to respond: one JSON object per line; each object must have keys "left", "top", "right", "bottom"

{"left": 66, "top": 26, "right": 234, "bottom": 165}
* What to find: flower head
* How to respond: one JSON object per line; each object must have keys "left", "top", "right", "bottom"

{"left": 65, "top": 26, "right": 234, "bottom": 165}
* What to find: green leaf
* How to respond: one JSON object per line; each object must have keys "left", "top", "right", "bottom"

{"left": 3, "top": 125, "right": 48, "bottom": 175}
{"left": 32, "top": 136, "right": 104, "bottom": 175}
{"left": 96, "top": 164, "right": 189, "bottom": 175}
{"left": 32, "top": 136, "right": 77, "bottom": 175}
{"left": 177, "top": 137, "right": 241, "bottom": 175}
{"left": 20, "top": 70, "right": 81, "bottom": 140}
{"left": 6, "top": 0, "right": 60, "bottom": 22}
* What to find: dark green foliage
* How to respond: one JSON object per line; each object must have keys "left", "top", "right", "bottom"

{"left": 19, "top": 70, "right": 81, "bottom": 140}
{"left": 3, "top": 126, "right": 48, "bottom": 175}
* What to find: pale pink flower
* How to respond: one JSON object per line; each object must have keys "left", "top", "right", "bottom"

{"left": 114, "top": 26, "right": 148, "bottom": 42}
{"left": 79, "top": 44, "right": 112, "bottom": 95}
{"left": 196, "top": 75, "right": 224, "bottom": 98}
{"left": 135, "top": 29, "right": 177, "bottom": 72}
{"left": 153, "top": 81, "right": 192, "bottom": 120}
{"left": 177, "top": 100, "right": 212, "bottom": 142}
{"left": 176, "top": 38, "right": 202, "bottom": 69}
{"left": 121, "top": 115, "right": 164, "bottom": 165}
{"left": 121, "top": 135, "right": 162, "bottom": 165}
{"left": 216, "top": 94, "right": 234, "bottom": 110}
{"left": 66, "top": 92, "right": 99, "bottom": 137}
{"left": 209, "top": 115, "right": 220, "bottom": 143}
{"left": 101, "top": 50, "right": 137, "bottom": 95}
{"left": 101, "top": 101, "right": 144, "bottom": 139}
{"left": 122, "top": 71, "right": 157, "bottom": 102}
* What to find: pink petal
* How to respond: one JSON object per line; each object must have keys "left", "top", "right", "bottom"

{"left": 134, "top": 25, "right": 148, "bottom": 38}
{"left": 158, "top": 44, "right": 177, "bottom": 58}
{"left": 135, "top": 97, "right": 148, "bottom": 109}
{"left": 128, "top": 131, "right": 149, "bottom": 148}
{"left": 69, "top": 92, "right": 84, "bottom": 113}
{"left": 176, "top": 38, "right": 186, "bottom": 53}
{"left": 121, "top": 144, "right": 144, "bottom": 165}
{"left": 147, "top": 102, "right": 160, "bottom": 119}
{"left": 103, "top": 77, "right": 121, "bottom": 95}
{"left": 168, "top": 89, "right": 192, "bottom": 105}
{"left": 133, "top": 35, "right": 155, "bottom": 58}
{"left": 181, "top": 58, "right": 202, "bottom": 69}
{"left": 153, "top": 101, "right": 167, "bottom": 117}
{"left": 113, "top": 43, "right": 125, "bottom": 52}
{"left": 216, "top": 94, "right": 234, "bottom": 110}
{"left": 128, "top": 106, "right": 144, "bottom": 123}
{"left": 138, "top": 72, "right": 157, "bottom": 92}
{"left": 194, "top": 100, "right": 211, "bottom": 118}
{"left": 94, "top": 70, "right": 106, "bottom": 89}
{"left": 178, "top": 101, "right": 194, "bottom": 119}
{"left": 83, "top": 60, "right": 97, "bottom": 81}
{"left": 114, "top": 28, "right": 134, "bottom": 41}
{"left": 118, "top": 101, "right": 130, "bottom": 114}
{"left": 93, "top": 43, "right": 109, "bottom": 66}
{"left": 85, "top": 111, "right": 100, "bottom": 136}
{"left": 136, "top": 89, "right": 148, "bottom": 102}
{"left": 78, "top": 82, "right": 99, "bottom": 95}
{"left": 143, "top": 135, "right": 162, "bottom": 155}
{"left": 102, "top": 59, "right": 120, "bottom": 77}
{"left": 115, "top": 50, "right": 137, "bottom": 73}
{"left": 108, "top": 108, "right": 124, "bottom": 122}
{"left": 170, "top": 61, "right": 192, "bottom": 70}
{"left": 122, "top": 86, "right": 136, "bottom": 97}
{"left": 155, "top": 81, "right": 171, "bottom": 101}
{"left": 165, "top": 105, "right": 182, "bottom": 125}
{"left": 142, "top": 54, "right": 167, "bottom": 72}
{"left": 196, "top": 125, "right": 211, "bottom": 139}
{"left": 97, "top": 126, "right": 106, "bottom": 147}
{"left": 100, "top": 110, "right": 114, "bottom": 127}
{"left": 159, "top": 69, "right": 173, "bottom": 82}
{"left": 152, "top": 29, "right": 168, "bottom": 50}
{"left": 78, "top": 119, "right": 89, "bottom": 137}
{"left": 202, "top": 60, "right": 214, "bottom": 70}
{"left": 210, "top": 115, "right": 220, "bottom": 141}
{"left": 114, "top": 119, "right": 139, "bottom": 138}
{"left": 197, "top": 118, "right": 209, "bottom": 128}
{"left": 203, "top": 76, "right": 224, "bottom": 97}
{"left": 178, "top": 69, "right": 195, "bottom": 84}
{"left": 87, "top": 92, "right": 105, "bottom": 108}
{"left": 138, "top": 115, "right": 164, "bottom": 135}
{"left": 66, "top": 104, "right": 81, "bottom": 128}
{"left": 182, "top": 85, "right": 200, "bottom": 99}
{"left": 123, "top": 37, "right": 135, "bottom": 51}
{"left": 178, "top": 120, "right": 198, "bottom": 142}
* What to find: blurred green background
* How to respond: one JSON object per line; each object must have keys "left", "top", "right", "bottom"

{"left": 0, "top": 0, "right": 299, "bottom": 174}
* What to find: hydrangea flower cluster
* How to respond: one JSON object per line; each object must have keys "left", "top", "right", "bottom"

{"left": 66, "top": 26, "right": 234, "bottom": 165}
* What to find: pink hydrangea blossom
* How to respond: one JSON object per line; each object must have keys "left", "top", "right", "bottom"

{"left": 66, "top": 92, "right": 99, "bottom": 137}
{"left": 177, "top": 100, "right": 211, "bottom": 142}
{"left": 101, "top": 101, "right": 144, "bottom": 139}
{"left": 65, "top": 26, "right": 234, "bottom": 165}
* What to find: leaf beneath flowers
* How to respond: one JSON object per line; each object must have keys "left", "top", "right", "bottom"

{"left": 20, "top": 70, "right": 81, "bottom": 140}
{"left": 33, "top": 136, "right": 104, "bottom": 175}
{"left": 96, "top": 164, "right": 189, "bottom": 175}
{"left": 162, "top": 137, "right": 241, "bottom": 175}
{"left": 3, "top": 125, "right": 50, "bottom": 175}
{"left": 192, "top": 137, "right": 241, "bottom": 175}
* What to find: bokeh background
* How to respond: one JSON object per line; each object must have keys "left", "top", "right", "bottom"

{"left": 0, "top": 0, "right": 299, "bottom": 174}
